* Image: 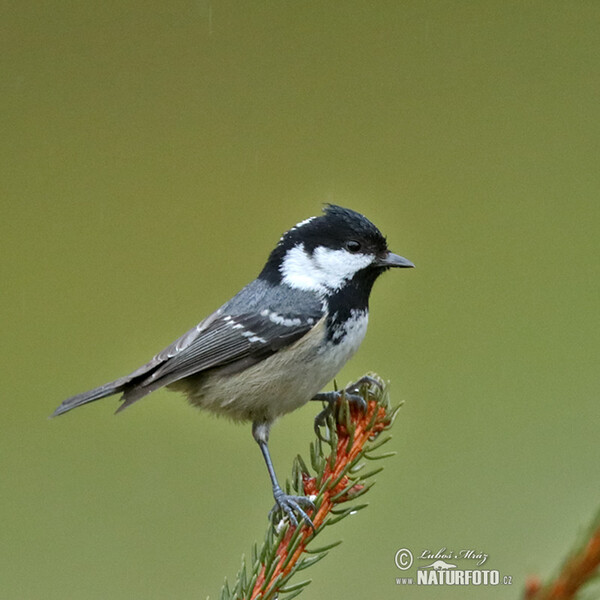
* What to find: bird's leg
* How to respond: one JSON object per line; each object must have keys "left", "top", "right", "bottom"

{"left": 252, "top": 421, "right": 315, "bottom": 530}
{"left": 311, "top": 375, "right": 383, "bottom": 441}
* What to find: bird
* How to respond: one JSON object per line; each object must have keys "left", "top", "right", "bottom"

{"left": 52, "top": 204, "right": 414, "bottom": 528}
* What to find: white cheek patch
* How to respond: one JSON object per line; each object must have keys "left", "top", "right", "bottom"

{"left": 280, "top": 244, "right": 374, "bottom": 293}
{"left": 280, "top": 244, "right": 323, "bottom": 292}
{"left": 312, "top": 247, "right": 374, "bottom": 289}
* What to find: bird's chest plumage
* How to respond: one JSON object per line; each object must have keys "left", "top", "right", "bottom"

{"left": 179, "top": 310, "right": 369, "bottom": 422}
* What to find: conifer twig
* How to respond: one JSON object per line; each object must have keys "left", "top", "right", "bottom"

{"left": 524, "top": 510, "right": 600, "bottom": 600}
{"left": 220, "top": 373, "right": 400, "bottom": 600}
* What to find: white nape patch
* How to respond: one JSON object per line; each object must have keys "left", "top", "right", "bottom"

{"left": 280, "top": 244, "right": 374, "bottom": 293}
{"left": 279, "top": 216, "right": 317, "bottom": 241}
{"left": 291, "top": 216, "right": 316, "bottom": 231}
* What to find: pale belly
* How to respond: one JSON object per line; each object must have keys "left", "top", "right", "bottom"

{"left": 168, "top": 313, "right": 368, "bottom": 423}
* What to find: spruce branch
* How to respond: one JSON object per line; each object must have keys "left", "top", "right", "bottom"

{"left": 524, "top": 510, "right": 600, "bottom": 600}
{"left": 220, "top": 372, "right": 400, "bottom": 600}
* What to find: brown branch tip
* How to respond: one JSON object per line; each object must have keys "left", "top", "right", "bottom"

{"left": 524, "top": 519, "right": 600, "bottom": 600}
{"left": 249, "top": 376, "right": 397, "bottom": 600}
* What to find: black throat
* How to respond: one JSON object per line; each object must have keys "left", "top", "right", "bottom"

{"left": 325, "top": 266, "right": 384, "bottom": 342}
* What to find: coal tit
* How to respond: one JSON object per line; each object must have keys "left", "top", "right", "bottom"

{"left": 52, "top": 205, "right": 414, "bottom": 528}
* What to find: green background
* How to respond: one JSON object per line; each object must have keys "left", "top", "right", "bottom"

{"left": 2, "top": 2, "right": 599, "bottom": 598}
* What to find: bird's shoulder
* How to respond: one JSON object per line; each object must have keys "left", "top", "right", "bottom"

{"left": 136, "top": 279, "right": 325, "bottom": 385}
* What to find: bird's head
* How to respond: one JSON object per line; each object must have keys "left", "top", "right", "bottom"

{"left": 259, "top": 204, "right": 414, "bottom": 296}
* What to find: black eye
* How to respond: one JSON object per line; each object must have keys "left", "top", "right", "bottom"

{"left": 345, "top": 240, "right": 362, "bottom": 253}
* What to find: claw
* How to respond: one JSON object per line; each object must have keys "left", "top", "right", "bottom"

{"left": 345, "top": 392, "right": 367, "bottom": 412}
{"left": 347, "top": 375, "right": 383, "bottom": 393}
{"left": 314, "top": 411, "right": 328, "bottom": 441}
{"left": 271, "top": 488, "right": 316, "bottom": 530}
{"left": 312, "top": 377, "right": 378, "bottom": 441}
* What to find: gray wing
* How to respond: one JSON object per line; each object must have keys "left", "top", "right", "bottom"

{"left": 53, "top": 283, "right": 324, "bottom": 416}
{"left": 146, "top": 311, "right": 317, "bottom": 384}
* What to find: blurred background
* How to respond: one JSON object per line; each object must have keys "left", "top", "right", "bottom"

{"left": 2, "top": 2, "right": 599, "bottom": 598}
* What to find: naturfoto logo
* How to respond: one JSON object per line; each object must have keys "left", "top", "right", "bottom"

{"left": 394, "top": 547, "right": 512, "bottom": 587}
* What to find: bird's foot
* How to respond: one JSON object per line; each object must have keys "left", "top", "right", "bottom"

{"left": 270, "top": 486, "right": 316, "bottom": 530}
{"left": 312, "top": 376, "right": 383, "bottom": 441}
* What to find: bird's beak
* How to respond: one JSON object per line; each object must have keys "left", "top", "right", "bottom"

{"left": 376, "top": 251, "right": 415, "bottom": 268}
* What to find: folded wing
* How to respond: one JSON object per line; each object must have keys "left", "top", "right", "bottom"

{"left": 52, "top": 304, "right": 322, "bottom": 416}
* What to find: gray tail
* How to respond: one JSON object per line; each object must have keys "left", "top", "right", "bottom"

{"left": 51, "top": 351, "right": 169, "bottom": 417}
{"left": 51, "top": 380, "right": 129, "bottom": 417}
